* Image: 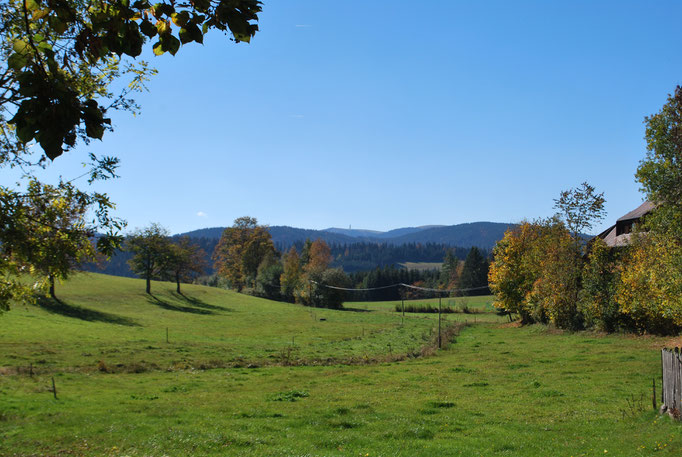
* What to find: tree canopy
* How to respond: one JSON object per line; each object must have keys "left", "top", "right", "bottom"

{"left": 1, "top": 0, "right": 261, "bottom": 162}
{"left": 127, "top": 223, "right": 171, "bottom": 294}
{"left": 213, "top": 216, "right": 275, "bottom": 291}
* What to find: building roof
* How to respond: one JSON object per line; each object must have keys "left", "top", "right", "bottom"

{"left": 598, "top": 225, "right": 634, "bottom": 247}
{"left": 616, "top": 201, "right": 656, "bottom": 222}
{"left": 595, "top": 201, "right": 654, "bottom": 248}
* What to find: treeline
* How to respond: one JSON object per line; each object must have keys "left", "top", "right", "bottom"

{"left": 345, "top": 246, "right": 490, "bottom": 302}
{"left": 87, "top": 239, "right": 482, "bottom": 277}
{"left": 198, "top": 217, "right": 492, "bottom": 307}
{"left": 205, "top": 217, "right": 350, "bottom": 309}
{"left": 286, "top": 241, "right": 474, "bottom": 272}
{"left": 489, "top": 86, "right": 682, "bottom": 335}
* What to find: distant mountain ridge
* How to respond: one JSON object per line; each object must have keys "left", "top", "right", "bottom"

{"left": 178, "top": 221, "right": 514, "bottom": 250}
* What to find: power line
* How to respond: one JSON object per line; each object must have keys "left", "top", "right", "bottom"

{"left": 309, "top": 280, "right": 399, "bottom": 292}
{"left": 308, "top": 280, "right": 489, "bottom": 295}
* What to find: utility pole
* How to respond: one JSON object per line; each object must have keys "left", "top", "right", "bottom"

{"left": 438, "top": 294, "right": 442, "bottom": 349}
{"left": 401, "top": 296, "right": 405, "bottom": 325}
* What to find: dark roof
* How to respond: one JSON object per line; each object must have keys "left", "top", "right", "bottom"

{"left": 617, "top": 201, "right": 655, "bottom": 222}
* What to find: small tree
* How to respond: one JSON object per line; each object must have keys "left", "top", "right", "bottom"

{"left": 554, "top": 182, "right": 606, "bottom": 248}
{"left": 489, "top": 222, "right": 546, "bottom": 324}
{"left": 317, "top": 268, "right": 350, "bottom": 309}
{"left": 254, "top": 253, "right": 283, "bottom": 300}
{"left": 127, "top": 223, "right": 171, "bottom": 294}
{"left": 166, "top": 237, "right": 207, "bottom": 294}
{"left": 280, "top": 246, "right": 301, "bottom": 302}
{"left": 0, "top": 178, "right": 123, "bottom": 302}
{"left": 294, "top": 239, "right": 333, "bottom": 306}
{"left": 440, "top": 249, "right": 460, "bottom": 291}
{"left": 579, "top": 238, "right": 623, "bottom": 332}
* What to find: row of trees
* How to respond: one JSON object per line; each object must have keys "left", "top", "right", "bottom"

{"left": 127, "top": 224, "right": 206, "bottom": 294}
{"left": 489, "top": 86, "right": 682, "bottom": 334}
{"left": 211, "top": 217, "right": 495, "bottom": 307}
{"left": 211, "top": 217, "right": 350, "bottom": 308}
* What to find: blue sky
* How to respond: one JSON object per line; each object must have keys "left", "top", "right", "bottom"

{"left": 24, "top": 0, "right": 682, "bottom": 235}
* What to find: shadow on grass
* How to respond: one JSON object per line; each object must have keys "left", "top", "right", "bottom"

{"left": 147, "top": 294, "right": 215, "bottom": 315}
{"left": 169, "top": 291, "right": 232, "bottom": 312}
{"left": 338, "top": 307, "right": 372, "bottom": 313}
{"left": 36, "top": 297, "right": 139, "bottom": 326}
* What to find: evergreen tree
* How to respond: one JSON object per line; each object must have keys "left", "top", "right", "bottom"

{"left": 440, "top": 249, "right": 460, "bottom": 291}
{"left": 459, "top": 247, "right": 490, "bottom": 295}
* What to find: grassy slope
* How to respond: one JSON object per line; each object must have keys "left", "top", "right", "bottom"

{"left": 0, "top": 273, "right": 454, "bottom": 371}
{"left": 1, "top": 274, "right": 680, "bottom": 456}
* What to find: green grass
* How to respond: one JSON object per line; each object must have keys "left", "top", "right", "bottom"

{"left": 0, "top": 273, "right": 440, "bottom": 371}
{"left": 1, "top": 273, "right": 681, "bottom": 456}
{"left": 349, "top": 294, "right": 500, "bottom": 315}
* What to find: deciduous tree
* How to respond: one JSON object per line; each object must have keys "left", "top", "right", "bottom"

{"left": 166, "top": 236, "right": 206, "bottom": 294}
{"left": 127, "top": 223, "right": 171, "bottom": 294}
{"left": 0, "top": 166, "right": 122, "bottom": 308}
{"left": 280, "top": 246, "right": 301, "bottom": 303}
{"left": 213, "top": 216, "right": 275, "bottom": 291}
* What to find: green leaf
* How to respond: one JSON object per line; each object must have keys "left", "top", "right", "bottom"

{"left": 12, "top": 39, "right": 29, "bottom": 54}
{"left": 31, "top": 8, "right": 50, "bottom": 20}
{"left": 50, "top": 17, "right": 68, "bottom": 34}
{"left": 132, "top": 0, "right": 150, "bottom": 9}
{"left": 24, "top": 0, "right": 40, "bottom": 12}
{"left": 152, "top": 41, "right": 164, "bottom": 55}
{"left": 233, "top": 32, "right": 251, "bottom": 43}
{"left": 140, "top": 20, "right": 157, "bottom": 38}
{"left": 165, "top": 35, "right": 180, "bottom": 55}
{"left": 16, "top": 124, "right": 36, "bottom": 143}
{"left": 192, "top": 0, "right": 210, "bottom": 13}
{"left": 8, "top": 53, "right": 29, "bottom": 70}
{"left": 178, "top": 27, "right": 191, "bottom": 44}
{"left": 85, "top": 122, "right": 105, "bottom": 140}
{"left": 171, "top": 11, "right": 189, "bottom": 27}
{"left": 153, "top": 3, "right": 174, "bottom": 18}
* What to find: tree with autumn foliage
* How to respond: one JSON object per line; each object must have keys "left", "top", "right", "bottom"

{"left": 212, "top": 216, "right": 275, "bottom": 292}
{"left": 280, "top": 246, "right": 301, "bottom": 303}
{"left": 292, "top": 239, "right": 348, "bottom": 308}
{"left": 609, "top": 85, "right": 682, "bottom": 334}
{"left": 488, "top": 221, "right": 547, "bottom": 324}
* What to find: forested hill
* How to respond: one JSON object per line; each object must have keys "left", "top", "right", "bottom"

{"left": 179, "top": 222, "right": 515, "bottom": 250}
{"left": 86, "top": 222, "right": 510, "bottom": 279}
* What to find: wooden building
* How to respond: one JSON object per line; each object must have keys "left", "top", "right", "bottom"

{"left": 595, "top": 201, "right": 655, "bottom": 247}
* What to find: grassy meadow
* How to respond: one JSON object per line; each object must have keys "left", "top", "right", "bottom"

{"left": 1, "top": 273, "right": 681, "bottom": 456}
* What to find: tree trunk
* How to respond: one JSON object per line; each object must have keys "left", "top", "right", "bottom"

{"left": 176, "top": 272, "right": 181, "bottom": 294}
{"left": 49, "top": 275, "right": 55, "bottom": 299}
{"left": 146, "top": 276, "right": 151, "bottom": 294}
